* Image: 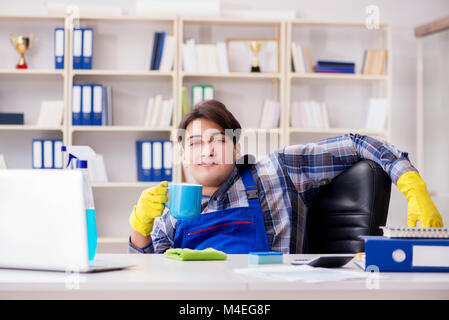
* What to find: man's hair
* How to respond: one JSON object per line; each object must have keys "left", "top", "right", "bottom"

{"left": 177, "top": 99, "right": 242, "bottom": 147}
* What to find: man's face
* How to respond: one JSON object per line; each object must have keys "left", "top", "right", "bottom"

{"left": 182, "top": 118, "right": 240, "bottom": 187}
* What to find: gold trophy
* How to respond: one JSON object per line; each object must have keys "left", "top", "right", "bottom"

{"left": 10, "top": 34, "right": 34, "bottom": 69}
{"left": 249, "top": 41, "right": 261, "bottom": 72}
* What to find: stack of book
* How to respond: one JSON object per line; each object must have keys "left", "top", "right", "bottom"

{"left": 290, "top": 42, "right": 312, "bottom": 73}
{"left": 361, "top": 49, "right": 387, "bottom": 75}
{"left": 149, "top": 31, "right": 175, "bottom": 71}
{"left": 290, "top": 100, "right": 330, "bottom": 129}
{"left": 72, "top": 84, "right": 113, "bottom": 126}
{"left": 143, "top": 95, "right": 174, "bottom": 128}
{"left": 136, "top": 140, "right": 173, "bottom": 182}
{"left": 183, "top": 39, "right": 229, "bottom": 73}
{"left": 315, "top": 60, "right": 355, "bottom": 74}
{"left": 258, "top": 99, "right": 281, "bottom": 129}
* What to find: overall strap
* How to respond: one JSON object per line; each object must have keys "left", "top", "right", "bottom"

{"left": 240, "top": 168, "right": 260, "bottom": 207}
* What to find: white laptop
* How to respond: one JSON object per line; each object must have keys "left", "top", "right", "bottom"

{"left": 0, "top": 169, "right": 134, "bottom": 273}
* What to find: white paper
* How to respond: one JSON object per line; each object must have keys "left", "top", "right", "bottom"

{"left": 234, "top": 265, "right": 370, "bottom": 283}
{"left": 37, "top": 100, "right": 64, "bottom": 127}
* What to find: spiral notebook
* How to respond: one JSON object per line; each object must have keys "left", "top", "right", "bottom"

{"left": 380, "top": 226, "right": 449, "bottom": 239}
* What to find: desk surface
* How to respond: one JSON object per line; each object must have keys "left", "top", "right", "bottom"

{"left": 1, "top": 254, "right": 449, "bottom": 299}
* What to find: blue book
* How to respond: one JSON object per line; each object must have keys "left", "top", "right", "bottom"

{"left": 137, "top": 140, "right": 153, "bottom": 182}
{"left": 363, "top": 236, "right": 449, "bottom": 272}
{"left": 91, "top": 84, "right": 103, "bottom": 126}
{"left": 72, "top": 28, "right": 83, "bottom": 69}
{"left": 81, "top": 84, "right": 92, "bottom": 125}
{"left": 155, "top": 31, "right": 166, "bottom": 70}
{"left": 81, "top": 28, "right": 93, "bottom": 69}
{"left": 0, "top": 112, "right": 24, "bottom": 124}
{"left": 162, "top": 140, "right": 173, "bottom": 181}
{"left": 54, "top": 28, "right": 64, "bottom": 69}
{"left": 32, "top": 139, "right": 43, "bottom": 169}
{"left": 315, "top": 66, "right": 355, "bottom": 73}
{"left": 317, "top": 60, "right": 355, "bottom": 67}
{"left": 152, "top": 140, "right": 163, "bottom": 181}
{"left": 150, "top": 32, "right": 161, "bottom": 70}
{"left": 72, "top": 84, "right": 82, "bottom": 125}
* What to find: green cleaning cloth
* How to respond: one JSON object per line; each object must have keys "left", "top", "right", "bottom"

{"left": 164, "top": 247, "right": 227, "bottom": 261}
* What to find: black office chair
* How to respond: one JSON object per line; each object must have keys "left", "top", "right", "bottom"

{"left": 304, "top": 160, "right": 391, "bottom": 254}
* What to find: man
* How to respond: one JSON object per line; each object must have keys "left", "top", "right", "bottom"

{"left": 129, "top": 100, "right": 443, "bottom": 254}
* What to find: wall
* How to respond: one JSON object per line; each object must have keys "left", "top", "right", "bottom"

{"left": 2, "top": 0, "right": 449, "bottom": 227}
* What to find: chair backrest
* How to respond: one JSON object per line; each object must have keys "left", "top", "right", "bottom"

{"left": 304, "top": 160, "right": 391, "bottom": 254}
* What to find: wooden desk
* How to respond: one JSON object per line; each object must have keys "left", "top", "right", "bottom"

{"left": 1, "top": 254, "right": 449, "bottom": 299}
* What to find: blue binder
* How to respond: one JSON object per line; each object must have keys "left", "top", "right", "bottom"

{"left": 73, "top": 28, "right": 83, "bottom": 69}
{"left": 81, "top": 84, "right": 92, "bottom": 126}
{"left": 137, "top": 140, "right": 153, "bottom": 182}
{"left": 155, "top": 32, "right": 166, "bottom": 70}
{"left": 162, "top": 140, "right": 173, "bottom": 181}
{"left": 72, "top": 84, "right": 82, "bottom": 125}
{"left": 82, "top": 28, "right": 93, "bottom": 69}
{"left": 91, "top": 84, "right": 103, "bottom": 126}
{"left": 54, "top": 28, "right": 64, "bottom": 69}
{"left": 52, "top": 139, "right": 63, "bottom": 169}
{"left": 152, "top": 140, "right": 163, "bottom": 181}
{"left": 150, "top": 32, "right": 161, "bottom": 70}
{"left": 42, "top": 139, "right": 54, "bottom": 169}
{"left": 363, "top": 236, "right": 449, "bottom": 272}
{"left": 32, "top": 139, "right": 43, "bottom": 169}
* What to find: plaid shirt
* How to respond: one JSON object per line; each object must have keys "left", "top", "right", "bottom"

{"left": 129, "top": 133, "right": 417, "bottom": 254}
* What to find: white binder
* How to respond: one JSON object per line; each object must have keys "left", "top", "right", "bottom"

{"left": 82, "top": 84, "right": 92, "bottom": 125}
{"left": 43, "top": 140, "right": 53, "bottom": 169}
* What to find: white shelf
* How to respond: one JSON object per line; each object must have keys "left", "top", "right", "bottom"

{"left": 0, "top": 125, "right": 64, "bottom": 131}
{"left": 182, "top": 72, "right": 282, "bottom": 79}
{"left": 290, "top": 19, "right": 390, "bottom": 28}
{"left": 72, "top": 69, "right": 175, "bottom": 77}
{"left": 70, "top": 126, "right": 174, "bottom": 132}
{"left": 0, "top": 69, "right": 64, "bottom": 76}
{"left": 289, "top": 73, "right": 388, "bottom": 81}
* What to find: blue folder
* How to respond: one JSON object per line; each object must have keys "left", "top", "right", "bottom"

{"left": 81, "top": 84, "right": 92, "bottom": 126}
{"left": 32, "top": 139, "right": 43, "bottom": 169}
{"left": 73, "top": 28, "right": 83, "bottom": 69}
{"left": 91, "top": 84, "right": 103, "bottom": 126}
{"left": 137, "top": 140, "right": 153, "bottom": 182}
{"left": 152, "top": 140, "right": 163, "bottom": 181}
{"left": 82, "top": 28, "right": 93, "bottom": 69}
{"left": 162, "top": 140, "right": 173, "bottom": 181}
{"left": 363, "top": 236, "right": 449, "bottom": 272}
{"left": 54, "top": 28, "right": 64, "bottom": 69}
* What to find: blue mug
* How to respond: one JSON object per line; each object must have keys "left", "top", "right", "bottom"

{"left": 165, "top": 183, "right": 203, "bottom": 220}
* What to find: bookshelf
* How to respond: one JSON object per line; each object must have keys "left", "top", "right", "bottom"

{"left": 178, "top": 16, "right": 286, "bottom": 168}
{"left": 0, "top": 13, "right": 392, "bottom": 250}
{"left": 285, "top": 20, "right": 392, "bottom": 145}
{"left": 0, "top": 14, "right": 68, "bottom": 172}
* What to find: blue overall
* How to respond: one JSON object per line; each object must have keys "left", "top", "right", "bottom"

{"left": 173, "top": 168, "right": 270, "bottom": 254}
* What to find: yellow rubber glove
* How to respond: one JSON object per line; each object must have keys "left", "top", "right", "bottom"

{"left": 397, "top": 171, "right": 444, "bottom": 228}
{"left": 129, "top": 181, "right": 168, "bottom": 236}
